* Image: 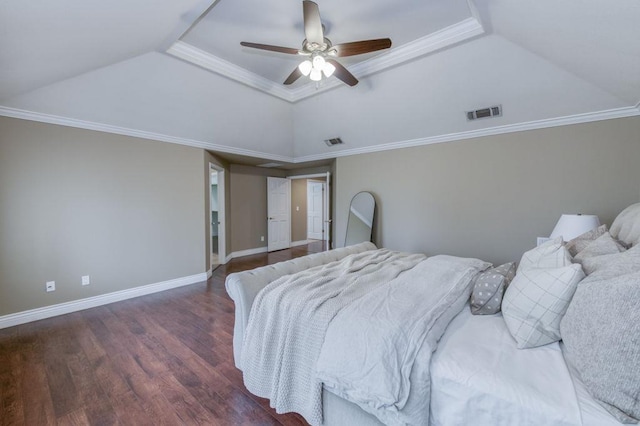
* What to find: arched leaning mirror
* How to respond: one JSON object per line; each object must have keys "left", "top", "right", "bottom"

{"left": 345, "top": 191, "right": 376, "bottom": 246}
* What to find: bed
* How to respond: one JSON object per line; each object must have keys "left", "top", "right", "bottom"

{"left": 225, "top": 203, "right": 640, "bottom": 426}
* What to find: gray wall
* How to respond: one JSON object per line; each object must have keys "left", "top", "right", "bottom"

{"left": 291, "top": 179, "right": 308, "bottom": 243}
{"left": 0, "top": 116, "right": 206, "bottom": 316}
{"left": 336, "top": 116, "right": 640, "bottom": 265}
{"left": 229, "top": 165, "right": 286, "bottom": 253}
{"left": 229, "top": 166, "right": 333, "bottom": 253}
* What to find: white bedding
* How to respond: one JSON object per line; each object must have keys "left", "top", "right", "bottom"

{"left": 316, "top": 255, "right": 490, "bottom": 426}
{"left": 430, "top": 307, "right": 622, "bottom": 426}
{"left": 240, "top": 249, "right": 426, "bottom": 425}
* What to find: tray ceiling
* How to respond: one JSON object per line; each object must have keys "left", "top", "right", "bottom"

{"left": 1, "top": 0, "right": 639, "bottom": 164}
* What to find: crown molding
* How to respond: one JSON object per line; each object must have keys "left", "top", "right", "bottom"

{"left": 0, "top": 106, "right": 294, "bottom": 163}
{"left": 166, "top": 16, "right": 485, "bottom": 103}
{"left": 294, "top": 105, "right": 640, "bottom": 163}
{"left": 166, "top": 42, "right": 295, "bottom": 102}
{"left": 3, "top": 103, "right": 637, "bottom": 166}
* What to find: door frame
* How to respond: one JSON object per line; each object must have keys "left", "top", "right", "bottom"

{"left": 209, "top": 163, "right": 227, "bottom": 265}
{"left": 288, "top": 172, "right": 331, "bottom": 250}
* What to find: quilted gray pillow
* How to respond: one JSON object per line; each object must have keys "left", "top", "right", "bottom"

{"left": 581, "top": 243, "right": 640, "bottom": 277}
{"left": 565, "top": 224, "right": 608, "bottom": 257}
{"left": 572, "top": 232, "right": 626, "bottom": 264}
{"left": 470, "top": 262, "right": 516, "bottom": 315}
{"left": 560, "top": 270, "right": 640, "bottom": 423}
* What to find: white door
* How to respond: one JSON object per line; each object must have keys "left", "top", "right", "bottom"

{"left": 307, "top": 181, "right": 324, "bottom": 240}
{"left": 267, "top": 177, "right": 291, "bottom": 252}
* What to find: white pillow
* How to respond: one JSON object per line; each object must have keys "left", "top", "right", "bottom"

{"left": 502, "top": 264, "right": 585, "bottom": 349}
{"left": 517, "top": 237, "right": 572, "bottom": 273}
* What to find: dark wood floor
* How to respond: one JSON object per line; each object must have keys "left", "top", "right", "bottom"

{"left": 0, "top": 242, "right": 327, "bottom": 426}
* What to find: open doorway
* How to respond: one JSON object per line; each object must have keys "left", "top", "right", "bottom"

{"left": 288, "top": 172, "right": 331, "bottom": 251}
{"left": 210, "top": 163, "right": 226, "bottom": 268}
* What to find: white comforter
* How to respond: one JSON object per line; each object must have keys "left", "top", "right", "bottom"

{"left": 241, "top": 249, "right": 489, "bottom": 426}
{"left": 316, "top": 255, "right": 491, "bottom": 425}
{"left": 240, "top": 249, "right": 426, "bottom": 425}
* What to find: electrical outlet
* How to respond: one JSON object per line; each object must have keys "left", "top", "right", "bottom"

{"left": 82, "top": 275, "right": 90, "bottom": 286}
{"left": 260, "top": 236, "right": 265, "bottom": 242}
{"left": 46, "top": 281, "right": 56, "bottom": 292}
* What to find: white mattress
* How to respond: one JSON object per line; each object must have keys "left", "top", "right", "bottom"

{"left": 429, "top": 307, "right": 622, "bottom": 426}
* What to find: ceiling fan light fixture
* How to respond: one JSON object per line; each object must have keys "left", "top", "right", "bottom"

{"left": 322, "top": 61, "right": 335, "bottom": 77}
{"left": 298, "top": 60, "right": 313, "bottom": 76}
{"left": 312, "top": 54, "right": 326, "bottom": 69}
{"left": 240, "top": 1, "right": 391, "bottom": 87}
{"left": 309, "top": 68, "right": 322, "bottom": 81}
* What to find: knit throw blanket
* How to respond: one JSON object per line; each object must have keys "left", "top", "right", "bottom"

{"left": 240, "top": 249, "right": 426, "bottom": 425}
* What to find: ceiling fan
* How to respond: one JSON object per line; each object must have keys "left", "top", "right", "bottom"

{"left": 240, "top": 0, "right": 392, "bottom": 87}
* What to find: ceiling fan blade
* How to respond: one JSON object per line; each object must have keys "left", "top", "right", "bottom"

{"left": 331, "top": 38, "right": 392, "bottom": 57}
{"left": 326, "top": 59, "right": 358, "bottom": 86}
{"left": 284, "top": 67, "right": 303, "bottom": 85}
{"left": 240, "top": 42, "right": 299, "bottom": 55}
{"left": 303, "top": 1, "right": 324, "bottom": 46}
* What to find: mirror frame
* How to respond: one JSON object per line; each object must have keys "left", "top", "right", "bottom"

{"left": 344, "top": 191, "right": 376, "bottom": 247}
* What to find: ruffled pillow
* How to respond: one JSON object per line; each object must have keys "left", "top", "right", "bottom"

{"left": 564, "top": 224, "right": 608, "bottom": 257}
{"left": 573, "top": 232, "right": 626, "bottom": 264}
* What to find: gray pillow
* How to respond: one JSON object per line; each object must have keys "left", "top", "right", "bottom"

{"left": 470, "top": 262, "right": 516, "bottom": 315}
{"left": 573, "top": 232, "right": 626, "bottom": 264}
{"left": 581, "top": 243, "right": 640, "bottom": 277}
{"left": 610, "top": 202, "right": 640, "bottom": 248}
{"left": 560, "top": 270, "right": 640, "bottom": 423}
{"left": 565, "top": 224, "right": 608, "bottom": 257}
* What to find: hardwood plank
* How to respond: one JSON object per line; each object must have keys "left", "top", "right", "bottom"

{"left": 56, "top": 409, "right": 90, "bottom": 426}
{"left": 0, "top": 244, "right": 324, "bottom": 425}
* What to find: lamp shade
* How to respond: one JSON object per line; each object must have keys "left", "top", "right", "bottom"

{"left": 549, "top": 214, "right": 600, "bottom": 241}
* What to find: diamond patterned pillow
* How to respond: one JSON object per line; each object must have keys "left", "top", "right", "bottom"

{"left": 502, "top": 264, "right": 585, "bottom": 349}
{"left": 470, "top": 262, "right": 516, "bottom": 315}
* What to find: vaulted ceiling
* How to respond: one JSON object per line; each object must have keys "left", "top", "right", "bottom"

{"left": 1, "top": 0, "right": 639, "bottom": 165}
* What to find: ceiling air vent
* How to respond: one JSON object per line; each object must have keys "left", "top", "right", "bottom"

{"left": 466, "top": 105, "right": 502, "bottom": 121}
{"left": 324, "top": 138, "right": 344, "bottom": 147}
{"left": 257, "top": 162, "right": 284, "bottom": 168}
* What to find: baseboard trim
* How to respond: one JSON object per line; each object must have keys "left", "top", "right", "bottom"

{"left": 291, "top": 239, "right": 310, "bottom": 247}
{"left": 229, "top": 247, "right": 268, "bottom": 259}
{"left": 0, "top": 272, "right": 207, "bottom": 329}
